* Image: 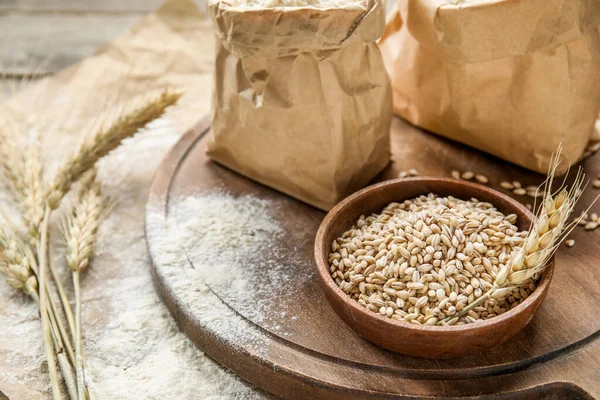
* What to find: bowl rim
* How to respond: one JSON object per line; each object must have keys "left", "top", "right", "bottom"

{"left": 314, "top": 177, "right": 554, "bottom": 333}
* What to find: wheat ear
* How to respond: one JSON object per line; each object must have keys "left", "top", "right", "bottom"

{"left": 65, "top": 170, "right": 104, "bottom": 400}
{"left": 22, "top": 135, "right": 45, "bottom": 244}
{"left": 45, "top": 90, "right": 182, "bottom": 210}
{"left": 442, "top": 150, "right": 585, "bottom": 323}
{"left": 0, "top": 111, "right": 27, "bottom": 201}
{"left": 0, "top": 228, "right": 38, "bottom": 296}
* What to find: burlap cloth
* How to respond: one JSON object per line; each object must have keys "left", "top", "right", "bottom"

{"left": 0, "top": 0, "right": 266, "bottom": 398}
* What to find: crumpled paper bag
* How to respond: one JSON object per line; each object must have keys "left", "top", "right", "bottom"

{"left": 379, "top": 0, "right": 600, "bottom": 174}
{"left": 206, "top": 0, "right": 392, "bottom": 211}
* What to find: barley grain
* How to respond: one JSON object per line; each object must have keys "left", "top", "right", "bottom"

{"left": 328, "top": 194, "right": 532, "bottom": 325}
{"left": 475, "top": 174, "right": 488, "bottom": 184}
{"left": 587, "top": 141, "right": 600, "bottom": 152}
{"left": 461, "top": 171, "right": 475, "bottom": 180}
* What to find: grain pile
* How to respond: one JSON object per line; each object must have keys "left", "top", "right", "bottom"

{"left": 328, "top": 194, "right": 534, "bottom": 325}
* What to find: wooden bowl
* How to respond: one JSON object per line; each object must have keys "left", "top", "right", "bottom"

{"left": 314, "top": 177, "right": 554, "bottom": 359}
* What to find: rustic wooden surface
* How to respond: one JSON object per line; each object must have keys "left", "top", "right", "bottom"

{"left": 146, "top": 116, "right": 600, "bottom": 399}
{"left": 0, "top": 0, "right": 204, "bottom": 79}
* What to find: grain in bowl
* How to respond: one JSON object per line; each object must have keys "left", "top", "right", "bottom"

{"left": 328, "top": 194, "right": 537, "bottom": 326}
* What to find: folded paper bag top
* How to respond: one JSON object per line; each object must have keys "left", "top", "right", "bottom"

{"left": 206, "top": 0, "right": 393, "bottom": 211}
{"left": 379, "top": 0, "right": 600, "bottom": 175}
{"left": 208, "top": 0, "right": 386, "bottom": 56}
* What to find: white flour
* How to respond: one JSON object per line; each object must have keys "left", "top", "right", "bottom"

{"left": 0, "top": 119, "right": 270, "bottom": 399}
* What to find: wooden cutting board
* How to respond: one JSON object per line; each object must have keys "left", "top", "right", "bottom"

{"left": 145, "top": 116, "right": 600, "bottom": 399}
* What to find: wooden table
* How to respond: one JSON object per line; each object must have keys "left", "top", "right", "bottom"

{"left": 0, "top": 0, "right": 166, "bottom": 88}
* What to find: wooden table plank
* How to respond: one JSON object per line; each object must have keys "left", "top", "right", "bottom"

{"left": 0, "top": 0, "right": 164, "bottom": 12}
{"left": 0, "top": 12, "right": 144, "bottom": 75}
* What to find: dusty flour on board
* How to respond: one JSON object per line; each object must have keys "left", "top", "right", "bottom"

{"left": 147, "top": 190, "right": 300, "bottom": 349}
{"left": 0, "top": 118, "right": 268, "bottom": 399}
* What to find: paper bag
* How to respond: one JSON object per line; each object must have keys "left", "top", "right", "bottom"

{"left": 379, "top": 0, "right": 600, "bottom": 174}
{"left": 206, "top": 0, "right": 392, "bottom": 210}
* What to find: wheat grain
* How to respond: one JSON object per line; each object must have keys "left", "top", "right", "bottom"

{"left": 513, "top": 188, "right": 526, "bottom": 196}
{"left": 565, "top": 239, "right": 575, "bottom": 248}
{"left": 500, "top": 181, "right": 514, "bottom": 190}
{"left": 587, "top": 141, "right": 600, "bottom": 153}
{"left": 45, "top": 90, "right": 182, "bottom": 209}
{"left": 451, "top": 170, "right": 461, "bottom": 180}
{"left": 475, "top": 174, "right": 488, "bottom": 184}
{"left": 328, "top": 194, "right": 531, "bottom": 325}
{"left": 593, "top": 180, "right": 600, "bottom": 189}
{"left": 461, "top": 171, "right": 474, "bottom": 180}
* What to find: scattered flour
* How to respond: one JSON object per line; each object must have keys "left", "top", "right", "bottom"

{"left": 147, "top": 190, "right": 302, "bottom": 348}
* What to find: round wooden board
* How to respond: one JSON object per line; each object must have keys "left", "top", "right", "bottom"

{"left": 146, "top": 116, "right": 600, "bottom": 399}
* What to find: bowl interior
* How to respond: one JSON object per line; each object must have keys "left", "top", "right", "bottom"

{"left": 315, "top": 177, "right": 552, "bottom": 333}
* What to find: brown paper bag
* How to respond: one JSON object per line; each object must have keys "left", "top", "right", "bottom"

{"left": 379, "top": 0, "right": 600, "bottom": 174}
{"left": 206, "top": 0, "right": 392, "bottom": 211}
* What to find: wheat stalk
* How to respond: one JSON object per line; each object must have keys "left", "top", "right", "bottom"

{"left": 37, "top": 208, "right": 62, "bottom": 400}
{"left": 45, "top": 90, "right": 182, "bottom": 210}
{"left": 65, "top": 169, "right": 104, "bottom": 400}
{"left": 441, "top": 150, "right": 585, "bottom": 323}
{"left": 0, "top": 222, "right": 67, "bottom": 400}
{"left": 1, "top": 229, "right": 79, "bottom": 400}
